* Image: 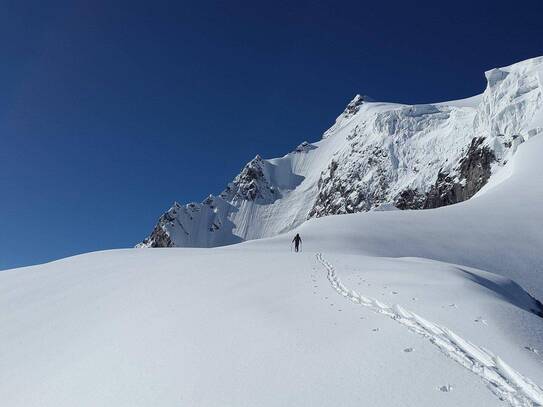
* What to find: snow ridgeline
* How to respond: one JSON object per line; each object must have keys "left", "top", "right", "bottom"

{"left": 139, "top": 56, "right": 543, "bottom": 248}
{"left": 316, "top": 253, "right": 543, "bottom": 407}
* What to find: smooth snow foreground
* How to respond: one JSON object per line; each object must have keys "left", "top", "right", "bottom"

{"left": 2, "top": 137, "right": 543, "bottom": 406}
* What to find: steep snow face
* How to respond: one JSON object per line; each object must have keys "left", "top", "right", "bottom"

{"left": 139, "top": 137, "right": 337, "bottom": 247}
{"left": 140, "top": 56, "right": 543, "bottom": 248}
{"left": 475, "top": 57, "right": 543, "bottom": 146}
{"left": 309, "top": 101, "right": 480, "bottom": 215}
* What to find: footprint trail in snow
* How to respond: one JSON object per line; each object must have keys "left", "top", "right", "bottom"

{"left": 316, "top": 253, "right": 543, "bottom": 407}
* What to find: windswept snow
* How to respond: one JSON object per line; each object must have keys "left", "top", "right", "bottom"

{"left": 2, "top": 245, "right": 543, "bottom": 407}
{"left": 317, "top": 253, "right": 543, "bottom": 406}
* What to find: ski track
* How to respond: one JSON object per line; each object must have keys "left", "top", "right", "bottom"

{"left": 315, "top": 253, "right": 543, "bottom": 407}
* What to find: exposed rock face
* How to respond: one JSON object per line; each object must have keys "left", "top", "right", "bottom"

{"left": 294, "top": 141, "right": 317, "bottom": 153}
{"left": 137, "top": 204, "right": 180, "bottom": 248}
{"left": 394, "top": 188, "right": 426, "bottom": 210}
{"left": 424, "top": 137, "right": 497, "bottom": 208}
{"left": 308, "top": 143, "right": 394, "bottom": 218}
{"left": 220, "top": 155, "right": 277, "bottom": 203}
{"left": 138, "top": 223, "right": 174, "bottom": 248}
{"left": 342, "top": 94, "right": 368, "bottom": 118}
{"left": 309, "top": 134, "right": 516, "bottom": 216}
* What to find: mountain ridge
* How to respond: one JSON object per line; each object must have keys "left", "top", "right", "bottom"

{"left": 139, "top": 56, "right": 543, "bottom": 248}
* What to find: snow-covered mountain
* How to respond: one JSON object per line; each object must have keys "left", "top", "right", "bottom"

{"left": 139, "top": 56, "right": 543, "bottom": 248}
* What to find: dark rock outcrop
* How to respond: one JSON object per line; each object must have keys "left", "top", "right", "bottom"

{"left": 220, "top": 155, "right": 276, "bottom": 202}
{"left": 424, "top": 137, "right": 496, "bottom": 208}
{"left": 138, "top": 209, "right": 177, "bottom": 248}
{"left": 294, "top": 141, "right": 317, "bottom": 153}
{"left": 394, "top": 188, "right": 426, "bottom": 210}
{"left": 309, "top": 136, "right": 499, "bottom": 218}
{"left": 308, "top": 144, "right": 393, "bottom": 218}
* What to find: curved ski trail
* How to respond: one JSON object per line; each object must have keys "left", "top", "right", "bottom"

{"left": 316, "top": 253, "right": 543, "bottom": 407}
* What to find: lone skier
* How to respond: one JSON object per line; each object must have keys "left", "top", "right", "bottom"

{"left": 292, "top": 233, "right": 302, "bottom": 252}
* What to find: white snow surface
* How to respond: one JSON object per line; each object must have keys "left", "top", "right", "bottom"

{"left": 141, "top": 56, "right": 543, "bottom": 248}
{"left": 2, "top": 127, "right": 543, "bottom": 407}
{"left": 2, "top": 57, "right": 543, "bottom": 406}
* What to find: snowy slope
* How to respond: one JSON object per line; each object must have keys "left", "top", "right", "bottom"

{"left": 2, "top": 131, "right": 543, "bottom": 406}
{"left": 2, "top": 248, "right": 543, "bottom": 407}
{"left": 140, "top": 56, "right": 543, "bottom": 248}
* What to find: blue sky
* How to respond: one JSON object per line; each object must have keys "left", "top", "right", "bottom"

{"left": 1, "top": 0, "right": 542, "bottom": 270}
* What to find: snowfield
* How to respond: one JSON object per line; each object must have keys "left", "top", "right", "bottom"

{"left": 2, "top": 56, "right": 543, "bottom": 406}
{"left": 2, "top": 135, "right": 543, "bottom": 406}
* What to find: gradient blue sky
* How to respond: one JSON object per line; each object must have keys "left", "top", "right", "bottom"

{"left": 1, "top": 0, "right": 542, "bottom": 270}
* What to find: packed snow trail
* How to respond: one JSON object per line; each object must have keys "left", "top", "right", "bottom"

{"left": 316, "top": 253, "right": 543, "bottom": 407}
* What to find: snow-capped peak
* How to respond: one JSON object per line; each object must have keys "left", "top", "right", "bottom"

{"left": 342, "top": 94, "right": 373, "bottom": 117}
{"left": 139, "top": 56, "right": 543, "bottom": 249}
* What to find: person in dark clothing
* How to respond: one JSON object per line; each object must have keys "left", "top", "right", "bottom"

{"left": 292, "top": 233, "right": 302, "bottom": 252}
